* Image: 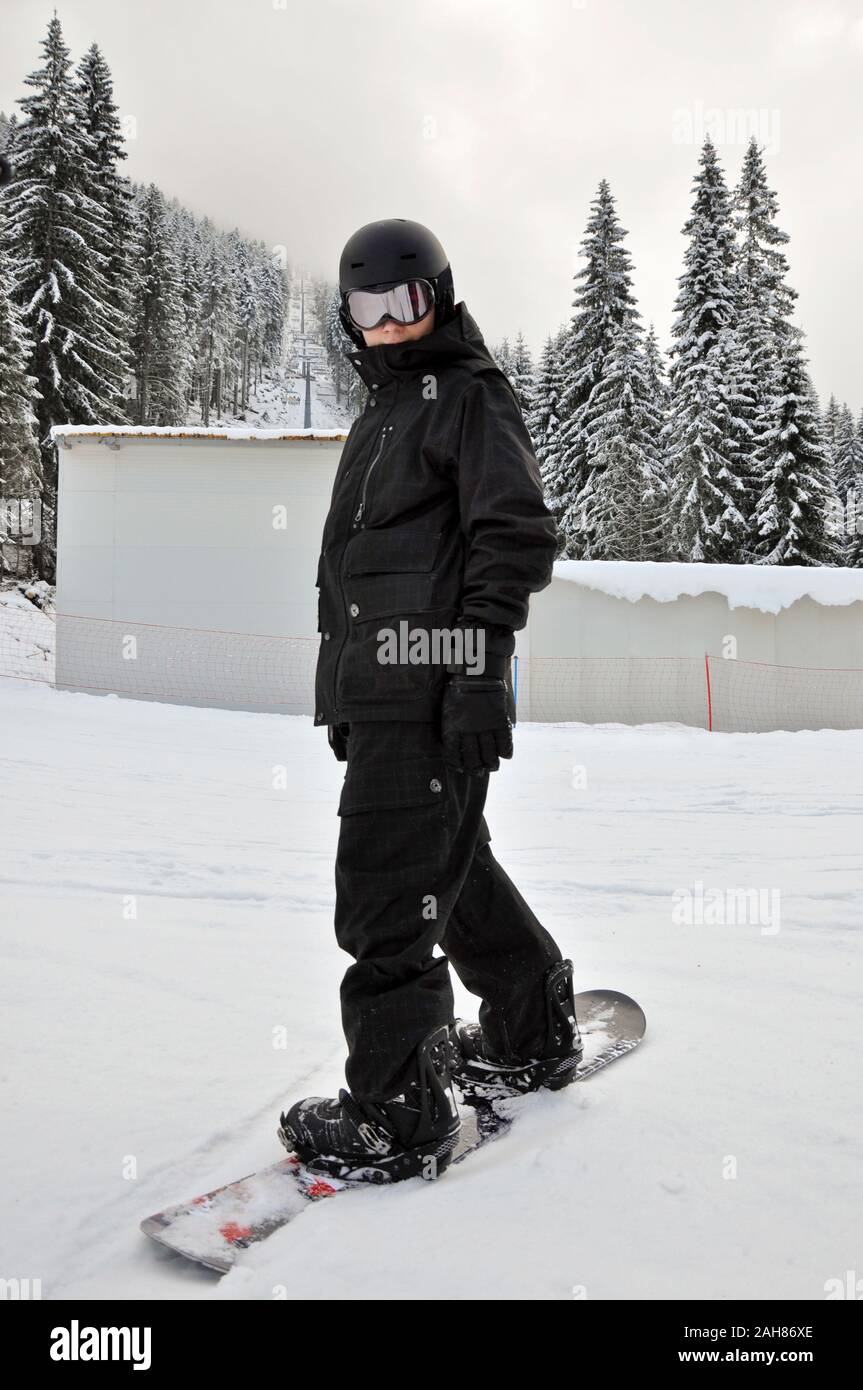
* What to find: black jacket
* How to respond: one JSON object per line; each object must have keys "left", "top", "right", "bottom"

{"left": 312, "top": 302, "right": 559, "bottom": 728}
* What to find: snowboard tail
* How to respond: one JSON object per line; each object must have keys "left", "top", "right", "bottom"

{"left": 140, "top": 989, "right": 646, "bottom": 1275}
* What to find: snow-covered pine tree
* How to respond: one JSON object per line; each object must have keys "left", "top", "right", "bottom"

{"left": 833, "top": 402, "right": 863, "bottom": 558}
{"left": 849, "top": 408, "right": 863, "bottom": 566}
{"left": 578, "top": 308, "right": 668, "bottom": 559}
{"left": 732, "top": 138, "right": 799, "bottom": 552}
{"left": 197, "top": 232, "right": 237, "bottom": 425}
{"left": 0, "top": 113, "right": 20, "bottom": 191}
{"left": 642, "top": 322, "right": 672, "bottom": 557}
{"left": 527, "top": 330, "right": 565, "bottom": 479}
{"left": 643, "top": 322, "right": 669, "bottom": 417}
{"left": 717, "top": 320, "right": 760, "bottom": 557}
{"left": 129, "top": 183, "right": 189, "bottom": 424}
{"left": 325, "top": 286, "right": 364, "bottom": 413}
{"left": 170, "top": 205, "right": 206, "bottom": 414}
{"left": 258, "top": 247, "right": 287, "bottom": 376}
{"left": 76, "top": 42, "right": 136, "bottom": 417}
{"left": 0, "top": 227, "right": 44, "bottom": 581}
{"left": 551, "top": 180, "right": 640, "bottom": 557}
{"left": 751, "top": 332, "right": 839, "bottom": 565}
{"left": 491, "top": 336, "right": 514, "bottom": 379}
{"left": 663, "top": 137, "right": 747, "bottom": 562}
{"left": 508, "top": 332, "right": 534, "bottom": 415}
{"left": 2, "top": 14, "right": 129, "bottom": 577}
{"left": 228, "top": 232, "right": 260, "bottom": 416}
{"left": 822, "top": 393, "right": 840, "bottom": 461}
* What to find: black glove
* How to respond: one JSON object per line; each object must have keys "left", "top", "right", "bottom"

{"left": 327, "top": 722, "right": 349, "bottom": 762}
{"left": 440, "top": 620, "right": 516, "bottom": 775}
{"left": 441, "top": 676, "right": 513, "bottom": 774}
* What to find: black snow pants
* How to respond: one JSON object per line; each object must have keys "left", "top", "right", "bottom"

{"left": 333, "top": 718, "right": 563, "bottom": 1101}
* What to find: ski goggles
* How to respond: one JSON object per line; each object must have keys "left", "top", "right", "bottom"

{"left": 345, "top": 278, "right": 435, "bottom": 331}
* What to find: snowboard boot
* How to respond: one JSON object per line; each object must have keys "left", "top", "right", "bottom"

{"left": 277, "top": 1024, "right": 461, "bottom": 1184}
{"left": 450, "top": 959, "right": 583, "bottom": 1102}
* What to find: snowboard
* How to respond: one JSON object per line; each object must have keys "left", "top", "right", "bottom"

{"left": 140, "top": 989, "right": 645, "bottom": 1274}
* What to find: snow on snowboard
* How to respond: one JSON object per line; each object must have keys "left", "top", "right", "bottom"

{"left": 140, "top": 989, "right": 646, "bottom": 1274}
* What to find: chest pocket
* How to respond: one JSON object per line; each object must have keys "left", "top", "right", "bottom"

{"left": 343, "top": 527, "right": 442, "bottom": 623}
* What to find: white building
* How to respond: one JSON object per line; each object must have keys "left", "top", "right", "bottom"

{"left": 51, "top": 426, "right": 343, "bottom": 714}
{"left": 51, "top": 427, "right": 863, "bottom": 731}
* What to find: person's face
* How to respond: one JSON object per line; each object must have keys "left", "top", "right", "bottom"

{"left": 361, "top": 303, "right": 436, "bottom": 348}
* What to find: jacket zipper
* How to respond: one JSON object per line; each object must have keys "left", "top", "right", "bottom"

{"left": 353, "top": 425, "right": 392, "bottom": 526}
{"left": 332, "top": 419, "right": 394, "bottom": 715}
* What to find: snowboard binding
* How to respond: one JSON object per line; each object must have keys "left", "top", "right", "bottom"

{"left": 450, "top": 959, "right": 583, "bottom": 1102}
{"left": 277, "top": 1025, "right": 461, "bottom": 1184}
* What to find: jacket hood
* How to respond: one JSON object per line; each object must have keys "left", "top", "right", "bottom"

{"left": 345, "top": 301, "right": 497, "bottom": 389}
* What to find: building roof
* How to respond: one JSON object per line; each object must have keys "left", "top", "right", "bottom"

{"left": 50, "top": 426, "right": 349, "bottom": 444}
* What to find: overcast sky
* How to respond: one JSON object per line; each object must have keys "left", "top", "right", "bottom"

{"left": 3, "top": 0, "right": 861, "bottom": 410}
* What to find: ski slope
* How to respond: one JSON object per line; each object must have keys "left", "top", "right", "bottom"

{"left": 0, "top": 643, "right": 860, "bottom": 1300}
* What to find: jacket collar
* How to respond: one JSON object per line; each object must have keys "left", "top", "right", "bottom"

{"left": 345, "top": 302, "right": 497, "bottom": 389}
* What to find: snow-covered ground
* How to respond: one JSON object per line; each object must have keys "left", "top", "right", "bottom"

{"left": 1, "top": 640, "right": 860, "bottom": 1299}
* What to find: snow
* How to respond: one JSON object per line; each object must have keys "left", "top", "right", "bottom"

{"left": 0, "top": 588, "right": 55, "bottom": 677}
{"left": 0, "top": 639, "right": 860, "bottom": 1299}
{"left": 555, "top": 558, "right": 863, "bottom": 612}
{"left": 50, "top": 425, "right": 349, "bottom": 443}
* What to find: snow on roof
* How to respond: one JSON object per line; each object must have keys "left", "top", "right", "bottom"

{"left": 554, "top": 559, "right": 863, "bottom": 614}
{"left": 50, "top": 425, "right": 349, "bottom": 443}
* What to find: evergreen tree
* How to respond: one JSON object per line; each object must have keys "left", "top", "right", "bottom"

{"left": 732, "top": 138, "right": 799, "bottom": 550}
{"left": 491, "top": 335, "right": 514, "bottom": 379}
{"left": 0, "top": 233, "right": 43, "bottom": 579}
{"left": 551, "top": 180, "right": 640, "bottom": 556}
{"left": 508, "top": 331, "right": 534, "bottom": 414}
{"left": 717, "top": 320, "right": 760, "bottom": 555}
{"left": 129, "top": 183, "right": 188, "bottom": 424}
{"left": 752, "top": 334, "right": 838, "bottom": 565}
{"left": 822, "top": 393, "right": 840, "bottom": 460}
{"left": 197, "top": 233, "right": 237, "bottom": 425}
{"left": 527, "top": 331, "right": 565, "bottom": 478}
{"left": 833, "top": 402, "right": 863, "bottom": 557}
{"left": 171, "top": 206, "right": 206, "bottom": 413}
{"left": 76, "top": 42, "right": 136, "bottom": 413}
{"left": 325, "top": 285, "right": 363, "bottom": 412}
{"left": 228, "top": 230, "right": 259, "bottom": 415}
{"left": 529, "top": 329, "right": 568, "bottom": 556}
{"left": 663, "top": 138, "right": 747, "bottom": 561}
{"left": 578, "top": 309, "right": 667, "bottom": 559}
{"left": 849, "top": 408, "right": 863, "bottom": 566}
{"left": 643, "top": 322, "right": 670, "bottom": 418}
{"left": 642, "top": 322, "right": 673, "bottom": 558}
{"left": 2, "top": 15, "right": 128, "bottom": 576}
{"left": 258, "top": 247, "right": 287, "bottom": 371}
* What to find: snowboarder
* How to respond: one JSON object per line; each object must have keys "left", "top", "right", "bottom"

{"left": 279, "top": 218, "right": 583, "bottom": 1182}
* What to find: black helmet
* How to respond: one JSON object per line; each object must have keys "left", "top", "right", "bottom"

{"left": 338, "top": 217, "right": 455, "bottom": 348}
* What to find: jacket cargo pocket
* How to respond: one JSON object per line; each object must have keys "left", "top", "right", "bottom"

{"left": 338, "top": 612, "right": 447, "bottom": 701}
{"left": 343, "top": 527, "right": 442, "bottom": 624}
{"left": 336, "top": 752, "right": 450, "bottom": 887}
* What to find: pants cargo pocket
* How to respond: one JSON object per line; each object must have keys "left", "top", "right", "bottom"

{"left": 336, "top": 749, "right": 452, "bottom": 893}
